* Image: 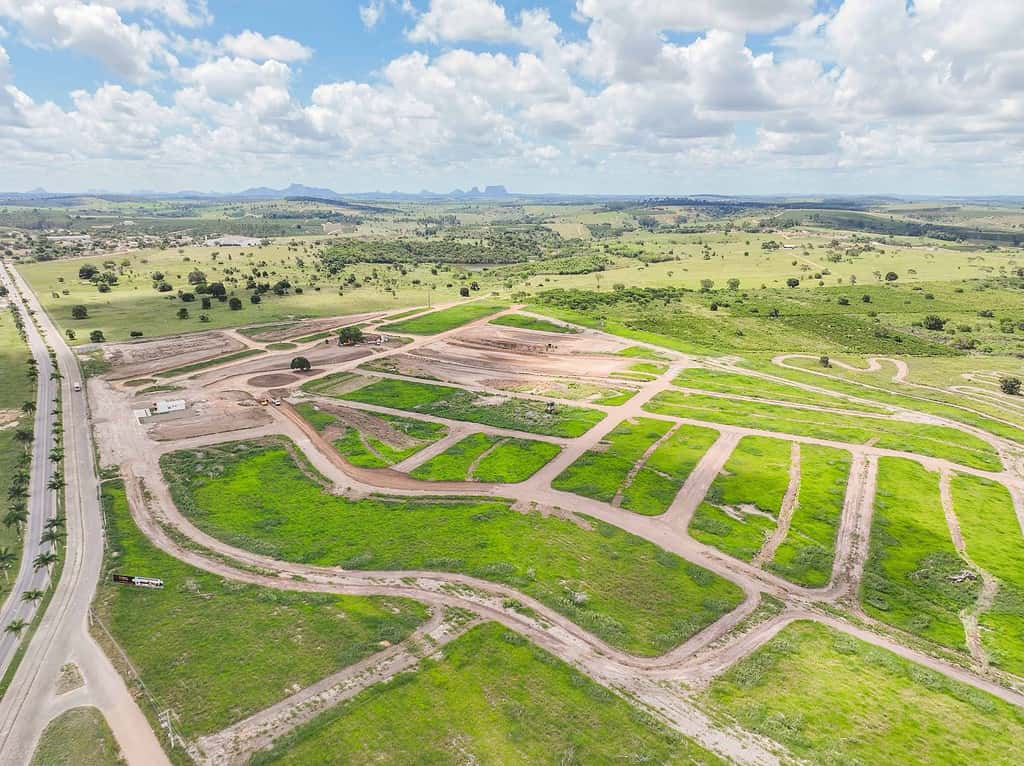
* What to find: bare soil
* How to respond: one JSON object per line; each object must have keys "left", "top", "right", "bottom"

{"left": 103, "top": 332, "right": 244, "bottom": 379}
{"left": 247, "top": 374, "right": 298, "bottom": 387}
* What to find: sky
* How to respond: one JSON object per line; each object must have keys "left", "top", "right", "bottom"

{"left": 1, "top": 0, "right": 1022, "bottom": 195}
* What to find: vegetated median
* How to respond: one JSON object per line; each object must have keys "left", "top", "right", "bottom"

{"left": 251, "top": 623, "right": 725, "bottom": 765}
{"left": 339, "top": 377, "right": 606, "bottom": 438}
{"left": 162, "top": 440, "right": 746, "bottom": 656}
{"left": 378, "top": 300, "right": 507, "bottom": 335}
{"left": 93, "top": 480, "right": 429, "bottom": 743}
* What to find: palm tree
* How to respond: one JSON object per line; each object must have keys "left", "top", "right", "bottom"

{"left": 0, "top": 547, "right": 14, "bottom": 581}
{"left": 3, "top": 509, "right": 27, "bottom": 538}
{"left": 21, "top": 589, "right": 44, "bottom": 603}
{"left": 20, "top": 401, "right": 35, "bottom": 415}
{"left": 4, "top": 619, "right": 27, "bottom": 636}
{"left": 33, "top": 552, "right": 57, "bottom": 571}
{"left": 49, "top": 448, "right": 63, "bottom": 463}
{"left": 44, "top": 516, "right": 65, "bottom": 532}
{"left": 40, "top": 528, "right": 64, "bottom": 552}
{"left": 12, "top": 429, "right": 32, "bottom": 448}
{"left": 47, "top": 474, "right": 64, "bottom": 492}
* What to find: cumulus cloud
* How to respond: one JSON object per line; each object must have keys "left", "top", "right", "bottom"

{"left": 220, "top": 30, "right": 311, "bottom": 62}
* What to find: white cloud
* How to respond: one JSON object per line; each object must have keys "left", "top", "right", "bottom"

{"left": 359, "top": 0, "right": 385, "bottom": 28}
{"left": 185, "top": 56, "right": 291, "bottom": 101}
{"left": 220, "top": 30, "right": 311, "bottom": 62}
{"left": 408, "top": 0, "right": 514, "bottom": 43}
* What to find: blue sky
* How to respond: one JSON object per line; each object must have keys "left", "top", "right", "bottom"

{"left": 1, "top": 1, "right": 1022, "bottom": 195}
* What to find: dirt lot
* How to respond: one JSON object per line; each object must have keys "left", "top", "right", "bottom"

{"left": 102, "top": 332, "right": 244, "bottom": 379}
{"left": 190, "top": 345, "right": 373, "bottom": 386}
{"left": 146, "top": 394, "right": 273, "bottom": 441}
{"left": 455, "top": 324, "right": 631, "bottom": 355}
{"left": 301, "top": 400, "right": 431, "bottom": 450}
{"left": 406, "top": 341, "right": 634, "bottom": 382}
{"left": 243, "top": 312, "right": 389, "bottom": 343}
{"left": 248, "top": 373, "right": 299, "bottom": 387}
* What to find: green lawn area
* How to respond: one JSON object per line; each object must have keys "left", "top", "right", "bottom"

{"left": 706, "top": 620, "right": 1024, "bottom": 766}
{"left": 620, "top": 424, "right": 720, "bottom": 516}
{"left": 94, "top": 480, "right": 428, "bottom": 740}
{"left": 30, "top": 707, "right": 123, "bottom": 766}
{"left": 163, "top": 442, "right": 745, "bottom": 656}
{"left": 552, "top": 418, "right": 673, "bottom": 503}
{"left": 673, "top": 367, "right": 887, "bottom": 413}
{"left": 253, "top": 623, "right": 724, "bottom": 766}
{"left": 689, "top": 437, "right": 791, "bottom": 562}
{"left": 153, "top": 348, "right": 264, "bottom": 378}
{"left": 951, "top": 474, "right": 1024, "bottom": 676}
{"left": 379, "top": 300, "right": 507, "bottom": 334}
{"left": 294, "top": 402, "right": 447, "bottom": 468}
{"left": 489, "top": 313, "right": 578, "bottom": 333}
{"left": 645, "top": 389, "right": 1001, "bottom": 471}
{"left": 0, "top": 311, "right": 34, "bottom": 594}
{"left": 340, "top": 378, "right": 605, "bottom": 438}
{"left": 860, "top": 458, "right": 976, "bottom": 650}
{"left": 410, "top": 434, "right": 559, "bottom": 483}
{"left": 767, "top": 445, "right": 851, "bottom": 588}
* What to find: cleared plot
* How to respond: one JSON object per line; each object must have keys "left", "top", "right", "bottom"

{"left": 252, "top": 623, "right": 724, "bottom": 766}
{"left": 689, "top": 436, "right": 791, "bottom": 562}
{"left": 411, "top": 433, "right": 559, "bottom": 483}
{"left": 164, "top": 442, "right": 745, "bottom": 656}
{"left": 30, "top": 707, "right": 123, "bottom": 766}
{"left": 489, "top": 313, "right": 578, "bottom": 333}
{"left": 706, "top": 620, "right": 1024, "bottom": 766}
{"left": 673, "top": 367, "right": 887, "bottom": 413}
{"left": 620, "top": 424, "right": 720, "bottom": 516}
{"left": 298, "top": 370, "right": 357, "bottom": 395}
{"left": 951, "top": 474, "right": 1024, "bottom": 676}
{"left": 378, "top": 300, "right": 506, "bottom": 334}
{"left": 552, "top": 418, "right": 674, "bottom": 503}
{"left": 152, "top": 348, "right": 265, "bottom": 378}
{"left": 95, "top": 480, "right": 428, "bottom": 739}
{"left": 768, "top": 445, "right": 851, "bottom": 588}
{"left": 340, "top": 377, "right": 605, "bottom": 438}
{"left": 645, "top": 390, "right": 1001, "bottom": 471}
{"left": 294, "top": 402, "right": 447, "bottom": 468}
{"left": 860, "top": 458, "right": 977, "bottom": 650}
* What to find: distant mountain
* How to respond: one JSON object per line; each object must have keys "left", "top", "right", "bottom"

{"left": 236, "top": 183, "right": 345, "bottom": 200}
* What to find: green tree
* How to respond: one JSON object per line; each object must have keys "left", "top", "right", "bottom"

{"left": 70, "top": 305, "right": 88, "bottom": 320}
{"left": 290, "top": 356, "right": 311, "bottom": 371}
{"left": 885, "top": 271, "right": 898, "bottom": 281}
{"left": 33, "top": 551, "right": 58, "bottom": 571}
{"left": 1001, "top": 377, "right": 1022, "bottom": 396}
{"left": 228, "top": 297, "right": 243, "bottom": 310}
{"left": 338, "top": 326, "right": 365, "bottom": 345}
{"left": 176, "top": 308, "right": 189, "bottom": 320}
{"left": 786, "top": 277, "right": 800, "bottom": 288}
{"left": 89, "top": 330, "right": 105, "bottom": 343}
{"left": 5, "top": 618, "right": 28, "bottom": 636}
{"left": 0, "top": 547, "right": 14, "bottom": 581}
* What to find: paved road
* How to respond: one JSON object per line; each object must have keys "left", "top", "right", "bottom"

{"left": 0, "top": 262, "right": 167, "bottom": 766}
{"left": 0, "top": 264, "right": 57, "bottom": 674}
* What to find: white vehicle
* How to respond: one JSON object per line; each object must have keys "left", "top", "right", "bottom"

{"left": 271, "top": 398, "right": 282, "bottom": 406}
{"left": 72, "top": 382, "right": 81, "bottom": 392}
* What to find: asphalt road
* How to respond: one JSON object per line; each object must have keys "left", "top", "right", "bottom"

{"left": 0, "top": 263, "right": 58, "bottom": 674}
{"left": 0, "top": 262, "right": 167, "bottom": 765}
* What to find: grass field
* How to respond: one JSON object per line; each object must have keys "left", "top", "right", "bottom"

{"left": 620, "top": 424, "right": 720, "bottom": 515}
{"left": 410, "top": 434, "right": 559, "bottom": 482}
{"left": 340, "top": 377, "right": 605, "bottom": 438}
{"left": 489, "top": 313, "right": 578, "bottom": 333}
{"left": 163, "top": 442, "right": 745, "bottom": 656}
{"left": 768, "top": 445, "right": 852, "bottom": 587}
{"left": 689, "top": 437, "right": 791, "bottom": 562}
{"left": 94, "top": 480, "right": 428, "bottom": 739}
{"left": 673, "top": 367, "right": 887, "bottom": 413}
{"left": 294, "top": 402, "right": 447, "bottom": 468}
{"left": 860, "top": 458, "right": 976, "bottom": 650}
{"left": 552, "top": 418, "right": 673, "bottom": 503}
{"left": 645, "top": 389, "right": 1001, "bottom": 471}
{"left": 378, "top": 300, "right": 507, "bottom": 334}
{"left": 252, "top": 623, "right": 724, "bottom": 765}
{"left": 298, "top": 370, "right": 356, "bottom": 395}
{"left": 706, "top": 620, "right": 1024, "bottom": 766}
{"left": 951, "top": 474, "right": 1024, "bottom": 676}
{"left": 30, "top": 707, "right": 123, "bottom": 766}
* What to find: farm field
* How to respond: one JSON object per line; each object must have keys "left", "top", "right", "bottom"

{"left": 339, "top": 377, "right": 606, "bottom": 437}
{"left": 860, "top": 458, "right": 976, "bottom": 650}
{"left": 644, "top": 389, "right": 1002, "bottom": 470}
{"left": 93, "top": 481, "right": 429, "bottom": 740}
{"left": 706, "top": 620, "right": 1024, "bottom": 766}
{"left": 378, "top": 300, "right": 507, "bottom": 334}
{"left": 950, "top": 474, "right": 1024, "bottom": 675}
{"left": 410, "top": 433, "right": 560, "bottom": 482}
{"left": 689, "top": 436, "right": 792, "bottom": 562}
{"left": 162, "top": 442, "right": 745, "bottom": 656}
{"left": 30, "top": 707, "right": 123, "bottom": 766}
{"left": 252, "top": 623, "right": 724, "bottom": 765}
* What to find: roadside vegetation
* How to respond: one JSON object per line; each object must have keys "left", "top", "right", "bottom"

{"left": 706, "top": 620, "right": 1024, "bottom": 766}
{"left": 860, "top": 458, "right": 975, "bottom": 650}
{"left": 162, "top": 442, "right": 745, "bottom": 656}
{"left": 951, "top": 474, "right": 1024, "bottom": 676}
{"left": 30, "top": 707, "right": 124, "bottom": 766}
{"left": 340, "top": 377, "right": 606, "bottom": 438}
{"left": 252, "top": 622, "right": 724, "bottom": 765}
{"left": 489, "top": 313, "right": 578, "bottom": 334}
{"left": 690, "top": 437, "right": 791, "bottom": 562}
{"left": 93, "top": 480, "right": 428, "bottom": 740}
{"left": 768, "top": 445, "right": 851, "bottom": 587}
